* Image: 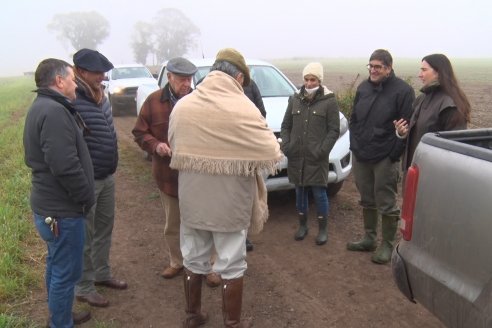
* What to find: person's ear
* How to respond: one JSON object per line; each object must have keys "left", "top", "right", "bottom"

{"left": 236, "top": 72, "right": 244, "bottom": 85}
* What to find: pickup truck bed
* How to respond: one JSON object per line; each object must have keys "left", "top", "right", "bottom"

{"left": 392, "top": 129, "right": 492, "bottom": 328}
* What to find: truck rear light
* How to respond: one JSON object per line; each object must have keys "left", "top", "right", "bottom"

{"left": 401, "top": 165, "right": 419, "bottom": 241}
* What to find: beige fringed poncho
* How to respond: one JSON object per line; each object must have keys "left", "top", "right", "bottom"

{"left": 169, "top": 71, "right": 282, "bottom": 233}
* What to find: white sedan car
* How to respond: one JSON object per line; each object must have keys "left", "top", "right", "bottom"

{"left": 102, "top": 64, "right": 156, "bottom": 116}
{"left": 136, "top": 59, "right": 352, "bottom": 196}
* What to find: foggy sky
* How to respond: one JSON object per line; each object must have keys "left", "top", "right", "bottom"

{"left": 1, "top": 0, "right": 491, "bottom": 77}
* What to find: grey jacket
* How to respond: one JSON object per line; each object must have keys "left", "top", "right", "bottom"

{"left": 280, "top": 86, "right": 340, "bottom": 186}
{"left": 23, "top": 88, "right": 95, "bottom": 217}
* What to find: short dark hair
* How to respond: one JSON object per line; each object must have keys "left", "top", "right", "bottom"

{"left": 369, "top": 49, "right": 393, "bottom": 67}
{"left": 35, "top": 58, "right": 72, "bottom": 88}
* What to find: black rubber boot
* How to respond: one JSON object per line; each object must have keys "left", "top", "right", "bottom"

{"left": 315, "top": 216, "right": 328, "bottom": 245}
{"left": 294, "top": 213, "right": 308, "bottom": 241}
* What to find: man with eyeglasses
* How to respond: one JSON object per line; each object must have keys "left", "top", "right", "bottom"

{"left": 347, "top": 49, "right": 415, "bottom": 264}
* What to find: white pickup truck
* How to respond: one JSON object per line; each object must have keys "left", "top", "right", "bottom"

{"left": 392, "top": 129, "right": 492, "bottom": 328}
{"left": 136, "top": 58, "right": 352, "bottom": 195}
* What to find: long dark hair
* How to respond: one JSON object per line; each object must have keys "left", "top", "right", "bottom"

{"left": 422, "top": 54, "right": 471, "bottom": 123}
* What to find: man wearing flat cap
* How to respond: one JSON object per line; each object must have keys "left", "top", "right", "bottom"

{"left": 132, "top": 57, "right": 221, "bottom": 287}
{"left": 72, "top": 48, "right": 128, "bottom": 308}
{"left": 169, "top": 48, "right": 282, "bottom": 327}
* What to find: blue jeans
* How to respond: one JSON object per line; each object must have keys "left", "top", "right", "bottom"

{"left": 34, "top": 213, "right": 85, "bottom": 328}
{"left": 295, "top": 186, "right": 329, "bottom": 216}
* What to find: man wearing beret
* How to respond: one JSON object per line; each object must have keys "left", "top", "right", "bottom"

{"left": 132, "top": 57, "right": 221, "bottom": 287}
{"left": 72, "top": 48, "right": 127, "bottom": 308}
{"left": 169, "top": 48, "right": 282, "bottom": 328}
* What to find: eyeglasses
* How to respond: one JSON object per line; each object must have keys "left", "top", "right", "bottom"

{"left": 366, "top": 64, "right": 386, "bottom": 71}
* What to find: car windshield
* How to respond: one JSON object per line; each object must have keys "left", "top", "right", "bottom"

{"left": 111, "top": 67, "right": 153, "bottom": 80}
{"left": 159, "top": 64, "right": 296, "bottom": 97}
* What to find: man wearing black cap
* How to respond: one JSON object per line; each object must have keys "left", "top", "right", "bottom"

{"left": 132, "top": 57, "right": 224, "bottom": 285}
{"left": 72, "top": 48, "right": 128, "bottom": 308}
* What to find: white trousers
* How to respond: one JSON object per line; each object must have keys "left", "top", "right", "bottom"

{"left": 180, "top": 223, "right": 247, "bottom": 280}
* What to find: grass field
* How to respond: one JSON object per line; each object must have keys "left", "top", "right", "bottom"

{"left": 271, "top": 57, "right": 492, "bottom": 84}
{"left": 0, "top": 76, "right": 42, "bottom": 327}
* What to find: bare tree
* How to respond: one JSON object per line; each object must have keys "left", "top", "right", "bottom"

{"left": 131, "top": 22, "right": 154, "bottom": 65}
{"left": 152, "top": 8, "right": 200, "bottom": 63}
{"left": 48, "top": 11, "right": 110, "bottom": 51}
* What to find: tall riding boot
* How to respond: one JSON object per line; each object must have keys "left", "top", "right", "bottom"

{"left": 315, "top": 215, "right": 328, "bottom": 245}
{"left": 294, "top": 213, "right": 308, "bottom": 241}
{"left": 222, "top": 277, "right": 252, "bottom": 328}
{"left": 371, "top": 215, "right": 399, "bottom": 264}
{"left": 347, "top": 208, "right": 378, "bottom": 251}
{"left": 183, "top": 268, "right": 208, "bottom": 328}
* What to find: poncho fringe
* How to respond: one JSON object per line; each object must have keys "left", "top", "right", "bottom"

{"left": 171, "top": 154, "right": 279, "bottom": 177}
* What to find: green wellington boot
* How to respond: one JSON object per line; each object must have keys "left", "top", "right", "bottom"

{"left": 347, "top": 208, "right": 378, "bottom": 251}
{"left": 294, "top": 213, "right": 308, "bottom": 241}
{"left": 371, "top": 215, "right": 399, "bottom": 264}
{"left": 315, "top": 215, "right": 328, "bottom": 245}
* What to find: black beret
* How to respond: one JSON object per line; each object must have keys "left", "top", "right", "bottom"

{"left": 73, "top": 48, "right": 114, "bottom": 72}
{"left": 167, "top": 57, "right": 197, "bottom": 76}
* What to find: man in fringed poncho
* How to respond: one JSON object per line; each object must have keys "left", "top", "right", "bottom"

{"left": 169, "top": 48, "right": 282, "bottom": 328}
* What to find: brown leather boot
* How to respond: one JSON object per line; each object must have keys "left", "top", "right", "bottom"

{"left": 183, "top": 268, "right": 208, "bottom": 328}
{"left": 222, "top": 277, "right": 252, "bottom": 328}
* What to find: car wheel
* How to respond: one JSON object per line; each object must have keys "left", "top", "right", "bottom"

{"left": 326, "top": 181, "right": 344, "bottom": 197}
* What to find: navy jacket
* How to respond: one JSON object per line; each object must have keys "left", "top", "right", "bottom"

{"left": 74, "top": 85, "right": 118, "bottom": 179}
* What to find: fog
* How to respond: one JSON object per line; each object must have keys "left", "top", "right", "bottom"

{"left": 1, "top": 0, "right": 491, "bottom": 77}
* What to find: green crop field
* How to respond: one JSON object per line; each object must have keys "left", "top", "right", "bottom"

{"left": 0, "top": 76, "right": 42, "bottom": 327}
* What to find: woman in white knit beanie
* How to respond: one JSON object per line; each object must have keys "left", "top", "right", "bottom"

{"left": 280, "top": 62, "right": 340, "bottom": 245}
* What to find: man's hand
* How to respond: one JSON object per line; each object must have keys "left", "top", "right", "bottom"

{"left": 155, "top": 142, "right": 172, "bottom": 157}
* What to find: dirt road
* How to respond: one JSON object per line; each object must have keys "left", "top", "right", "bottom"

{"left": 55, "top": 115, "right": 443, "bottom": 328}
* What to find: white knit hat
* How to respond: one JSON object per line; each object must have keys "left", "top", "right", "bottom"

{"left": 302, "top": 62, "right": 323, "bottom": 82}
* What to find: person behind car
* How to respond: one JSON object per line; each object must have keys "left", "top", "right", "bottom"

{"left": 394, "top": 53, "right": 471, "bottom": 174}
{"left": 280, "top": 62, "right": 340, "bottom": 246}
{"left": 347, "top": 49, "right": 415, "bottom": 264}
{"left": 72, "top": 49, "right": 128, "bottom": 308}
{"left": 132, "top": 57, "right": 222, "bottom": 288}
{"left": 243, "top": 79, "right": 266, "bottom": 252}
{"left": 169, "top": 48, "right": 281, "bottom": 327}
{"left": 23, "top": 58, "right": 94, "bottom": 327}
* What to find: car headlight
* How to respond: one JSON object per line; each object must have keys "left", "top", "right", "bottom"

{"left": 113, "top": 86, "right": 123, "bottom": 94}
{"left": 339, "top": 116, "right": 348, "bottom": 136}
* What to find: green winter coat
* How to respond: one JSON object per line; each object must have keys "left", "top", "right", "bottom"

{"left": 280, "top": 86, "right": 340, "bottom": 186}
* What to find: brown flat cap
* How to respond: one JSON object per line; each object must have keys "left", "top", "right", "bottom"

{"left": 215, "top": 48, "right": 250, "bottom": 86}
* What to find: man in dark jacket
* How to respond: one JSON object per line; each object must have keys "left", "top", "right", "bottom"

{"left": 24, "top": 58, "right": 94, "bottom": 327}
{"left": 347, "top": 49, "right": 415, "bottom": 264}
{"left": 243, "top": 79, "right": 266, "bottom": 252}
{"left": 72, "top": 49, "right": 127, "bottom": 308}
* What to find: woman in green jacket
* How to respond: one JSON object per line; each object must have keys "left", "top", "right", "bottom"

{"left": 280, "top": 62, "right": 340, "bottom": 245}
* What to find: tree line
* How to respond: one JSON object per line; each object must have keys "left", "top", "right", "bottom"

{"left": 48, "top": 8, "right": 200, "bottom": 65}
